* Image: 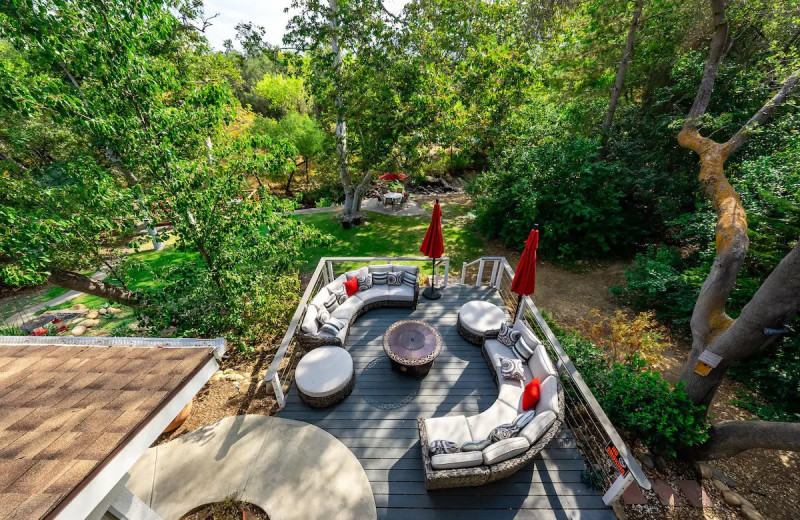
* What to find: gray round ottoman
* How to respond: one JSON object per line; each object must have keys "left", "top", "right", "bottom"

{"left": 457, "top": 300, "right": 507, "bottom": 345}
{"left": 296, "top": 346, "right": 355, "bottom": 408}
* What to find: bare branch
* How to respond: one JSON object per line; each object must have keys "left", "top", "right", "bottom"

{"left": 684, "top": 0, "right": 728, "bottom": 127}
{"left": 725, "top": 70, "right": 800, "bottom": 155}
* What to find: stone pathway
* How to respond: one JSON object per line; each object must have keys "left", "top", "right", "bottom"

{"left": 126, "top": 415, "right": 376, "bottom": 520}
{"left": 4, "top": 270, "right": 106, "bottom": 327}
{"left": 293, "top": 198, "right": 428, "bottom": 217}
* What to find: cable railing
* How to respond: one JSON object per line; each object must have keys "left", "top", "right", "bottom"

{"left": 263, "top": 256, "right": 450, "bottom": 409}
{"left": 461, "top": 257, "right": 650, "bottom": 505}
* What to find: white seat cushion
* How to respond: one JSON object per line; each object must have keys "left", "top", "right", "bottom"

{"left": 482, "top": 437, "right": 530, "bottom": 465}
{"left": 519, "top": 410, "right": 557, "bottom": 445}
{"left": 300, "top": 305, "right": 319, "bottom": 335}
{"left": 459, "top": 301, "right": 507, "bottom": 335}
{"left": 465, "top": 400, "right": 518, "bottom": 441}
{"left": 528, "top": 344, "right": 557, "bottom": 381}
{"left": 331, "top": 296, "right": 364, "bottom": 321}
{"left": 354, "top": 286, "right": 389, "bottom": 305}
{"left": 424, "top": 415, "right": 473, "bottom": 445}
{"left": 386, "top": 284, "right": 415, "bottom": 302}
{"left": 535, "top": 375, "right": 559, "bottom": 416}
{"left": 295, "top": 346, "right": 353, "bottom": 398}
{"left": 431, "top": 451, "right": 483, "bottom": 470}
{"left": 497, "top": 381, "right": 525, "bottom": 412}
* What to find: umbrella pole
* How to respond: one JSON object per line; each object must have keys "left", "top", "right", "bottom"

{"left": 423, "top": 257, "right": 442, "bottom": 300}
{"left": 515, "top": 294, "right": 523, "bottom": 323}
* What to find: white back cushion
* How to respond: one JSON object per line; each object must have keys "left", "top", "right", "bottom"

{"left": 528, "top": 344, "right": 557, "bottom": 381}
{"left": 535, "top": 375, "right": 559, "bottom": 416}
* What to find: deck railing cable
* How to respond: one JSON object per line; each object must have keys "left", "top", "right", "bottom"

{"left": 461, "top": 257, "right": 650, "bottom": 505}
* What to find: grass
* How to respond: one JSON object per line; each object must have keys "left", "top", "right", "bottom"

{"left": 0, "top": 285, "right": 69, "bottom": 321}
{"left": 294, "top": 201, "right": 487, "bottom": 276}
{"left": 10, "top": 199, "right": 487, "bottom": 335}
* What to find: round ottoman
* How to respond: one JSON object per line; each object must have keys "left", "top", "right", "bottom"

{"left": 457, "top": 300, "right": 507, "bottom": 345}
{"left": 295, "top": 346, "right": 355, "bottom": 408}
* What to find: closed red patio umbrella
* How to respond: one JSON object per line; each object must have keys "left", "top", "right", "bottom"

{"left": 511, "top": 226, "right": 539, "bottom": 321}
{"left": 420, "top": 199, "right": 444, "bottom": 300}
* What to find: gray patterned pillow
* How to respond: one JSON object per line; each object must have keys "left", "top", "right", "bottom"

{"left": 322, "top": 293, "right": 339, "bottom": 313}
{"left": 460, "top": 438, "right": 492, "bottom": 452}
{"left": 500, "top": 356, "right": 525, "bottom": 381}
{"left": 497, "top": 323, "right": 521, "bottom": 347}
{"left": 488, "top": 423, "right": 521, "bottom": 443}
{"left": 429, "top": 440, "right": 460, "bottom": 455}
{"left": 357, "top": 274, "right": 373, "bottom": 291}
{"left": 315, "top": 308, "right": 331, "bottom": 328}
{"left": 329, "top": 283, "right": 347, "bottom": 304}
{"left": 387, "top": 272, "right": 403, "bottom": 286}
{"left": 512, "top": 337, "right": 536, "bottom": 361}
{"left": 319, "top": 318, "right": 345, "bottom": 337}
{"left": 513, "top": 410, "right": 536, "bottom": 429}
{"left": 402, "top": 271, "right": 417, "bottom": 287}
{"left": 372, "top": 272, "right": 388, "bottom": 285}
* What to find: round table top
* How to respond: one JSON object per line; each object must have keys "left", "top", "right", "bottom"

{"left": 383, "top": 319, "right": 442, "bottom": 366}
{"left": 295, "top": 346, "right": 354, "bottom": 397}
{"left": 458, "top": 300, "right": 507, "bottom": 332}
{"left": 383, "top": 192, "right": 403, "bottom": 200}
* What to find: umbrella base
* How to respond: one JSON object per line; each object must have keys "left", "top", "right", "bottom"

{"left": 422, "top": 286, "right": 442, "bottom": 300}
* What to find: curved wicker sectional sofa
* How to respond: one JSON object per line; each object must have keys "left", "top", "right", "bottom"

{"left": 417, "top": 319, "right": 565, "bottom": 490}
{"left": 296, "top": 264, "right": 420, "bottom": 349}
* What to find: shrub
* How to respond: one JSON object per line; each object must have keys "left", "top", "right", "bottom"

{"left": 471, "top": 137, "right": 638, "bottom": 259}
{"left": 578, "top": 309, "right": 669, "bottom": 366}
{"left": 549, "top": 316, "right": 709, "bottom": 456}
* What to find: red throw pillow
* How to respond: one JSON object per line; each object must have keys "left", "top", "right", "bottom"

{"left": 522, "top": 377, "right": 541, "bottom": 411}
{"left": 343, "top": 277, "right": 359, "bottom": 297}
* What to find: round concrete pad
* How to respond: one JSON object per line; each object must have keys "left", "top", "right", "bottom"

{"left": 295, "top": 346, "right": 353, "bottom": 398}
{"left": 126, "top": 415, "right": 376, "bottom": 520}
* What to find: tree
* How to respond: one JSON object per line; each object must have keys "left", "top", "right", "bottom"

{"left": 254, "top": 74, "right": 311, "bottom": 117}
{"left": 0, "top": 0, "right": 321, "bottom": 346}
{"left": 600, "top": 0, "right": 645, "bottom": 149}
{"left": 675, "top": 0, "right": 800, "bottom": 460}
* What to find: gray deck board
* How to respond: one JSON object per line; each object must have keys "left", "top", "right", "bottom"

{"left": 279, "top": 285, "right": 614, "bottom": 519}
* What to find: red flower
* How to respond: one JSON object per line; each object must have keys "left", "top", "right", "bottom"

{"left": 57, "top": 325, "right": 69, "bottom": 333}
{"left": 32, "top": 327, "right": 48, "bottom": 336}
{"left": 52, "top": 318, "right": 62, "bottom": 324}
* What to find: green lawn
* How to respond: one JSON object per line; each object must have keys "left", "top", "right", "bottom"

{"left": 13, "top": 200, "right": 486, "bottom": 333}
{"left": 0, "top": 285, "right": 69, "bottom": 322}
{"left": 294, "top": 201, "right": 487, "bottom": 276}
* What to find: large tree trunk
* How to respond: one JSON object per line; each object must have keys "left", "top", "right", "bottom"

{"left": 600, "top": 0, "right": 644, "bottom": 148}
{"left": 329, "top": 0, "right": 355, "bottom": 220}
{"left": 673, "top": 0, "right": 800, "bottom": 459}
{"left": 688, "top": 421, "right": 800, "bottom": 460}
{"left": 49, "top": 269, "right": 139, "bottom": 307}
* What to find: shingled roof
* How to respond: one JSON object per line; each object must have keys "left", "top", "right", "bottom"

{"left": 0, "top": 336, "right": 224, "bottom": 520}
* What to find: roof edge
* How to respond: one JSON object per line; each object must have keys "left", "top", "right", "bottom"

{"left": 0, "top": 336, "right": 226, "bottom": 360}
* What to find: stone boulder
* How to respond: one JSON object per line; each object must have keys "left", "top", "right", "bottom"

{"left": 70, "top": 303, "right": 88, "bottom": 311}
{"left": 86, "top": 310, "right": 99, "bottom": 319}
{"left": 71, "top": 325, "right": 87, "bottom": 336}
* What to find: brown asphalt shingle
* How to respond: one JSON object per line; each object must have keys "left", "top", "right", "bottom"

{"left": 0, "top": 343, "right": 213, "bottom": 520}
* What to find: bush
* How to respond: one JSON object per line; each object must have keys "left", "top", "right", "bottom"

{"left": 550, "top": 317, "right": 709, "bottom": 456}
{"left": 578, "top": 309, "right": 669, "bottom": 366}
{"left": 471, "top": 137, "right": 638, "bottom": 259}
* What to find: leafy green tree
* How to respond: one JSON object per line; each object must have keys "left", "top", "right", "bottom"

{"left": 0, "top": 0, "right": 321, "bottom": 346}
{"left": 254, "top": 74, "right": 311, "bottom": 117}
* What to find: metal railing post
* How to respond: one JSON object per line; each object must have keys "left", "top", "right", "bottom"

{"left": 476, "top": 260, "right": 485, "bottom": 287}
{"left": 494, "top": 262, "right": 503, "bottom": 289}
{"left": 603, "top": 473, "right": 634, "bottom": 505}
{"left": 442, "top": 259, "right": 450, "bottom": 287}
{"left": 489, "top": 260, "right": 499, "bottom": 287}
{"left": 460, "top": 262, "right": 467, "bottom": 284}
{"left": 326, "top": 260, "right": 334, "bottom": 282}
{"left": 271, "top": 373, "right": 286, "bottom": 409}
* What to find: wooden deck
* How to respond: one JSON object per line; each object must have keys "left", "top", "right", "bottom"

{"left": 279, "top": 285, "right": 615, "bottom": 520}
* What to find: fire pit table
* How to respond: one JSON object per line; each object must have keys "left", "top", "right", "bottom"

{"left": 383, "top": 319, "right": 442, "bottom": 378}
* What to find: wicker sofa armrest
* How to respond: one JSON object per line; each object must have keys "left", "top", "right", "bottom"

{"left": 295, "top": 330, "right": 343, "bottom": 349}
{"left": 483, "top": 328, "right": 500, "bottom": 340}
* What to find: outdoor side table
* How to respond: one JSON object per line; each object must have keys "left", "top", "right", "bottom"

{"left": 384, "top": 192, "right": 403, "bottom": 208}
{"left": 383, "top": 319, "right": 442, "bottom": 378}
{"left": 457, "top": 300, "right": 507, "bottom": 345}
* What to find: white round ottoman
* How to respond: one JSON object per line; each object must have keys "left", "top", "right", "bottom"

{"left": 457, "top": 300, "right": 507, "bottom": 345}
{"left": 295, "top": 346, "right": 355, "bottom": 408}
